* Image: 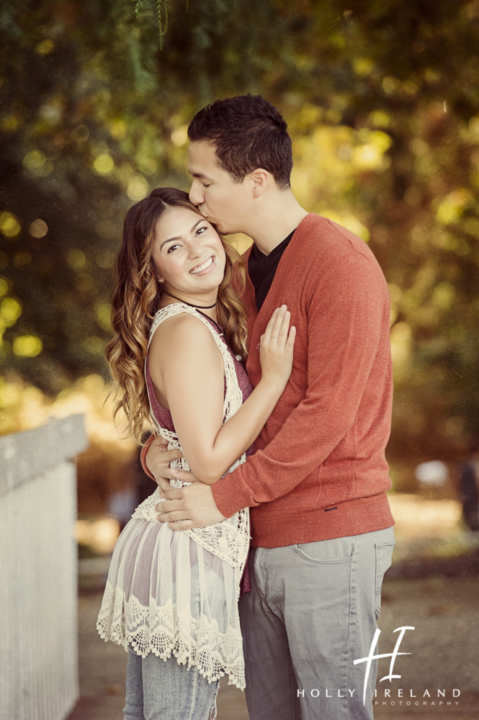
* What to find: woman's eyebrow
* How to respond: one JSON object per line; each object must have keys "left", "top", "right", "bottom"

{"left": 160, "top": 219, "right": 204, "bottom": 249}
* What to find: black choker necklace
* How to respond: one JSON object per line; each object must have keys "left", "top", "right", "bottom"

{"left": 162, "top": 291, "right": 217, "bottom": 310}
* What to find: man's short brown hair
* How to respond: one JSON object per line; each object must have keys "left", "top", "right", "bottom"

{"left": 188, "top": 94, "right": 293, "bottom": 189}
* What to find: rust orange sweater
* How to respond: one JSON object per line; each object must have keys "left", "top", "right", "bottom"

{"left": 211, "top": 213, "right": 394, "bottom": 547}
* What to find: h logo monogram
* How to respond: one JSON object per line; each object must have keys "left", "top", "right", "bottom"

{"left": 353, "top": 626, "right": 415, "bottom": 705}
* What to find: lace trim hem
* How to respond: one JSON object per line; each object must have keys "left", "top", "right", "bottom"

{"left": 96, "top": 582, "right": 245, "bottom": 690}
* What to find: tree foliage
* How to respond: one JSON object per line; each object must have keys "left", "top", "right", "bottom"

{"left": 1, "top": 0, "right": 479, "bottom": 458}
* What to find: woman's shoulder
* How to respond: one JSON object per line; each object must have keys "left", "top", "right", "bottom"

{"left": 152, "top": 308, "right": 215, "bottom": 337}
{"left": 149, "top": 309, "right": 221, "bottom": 362}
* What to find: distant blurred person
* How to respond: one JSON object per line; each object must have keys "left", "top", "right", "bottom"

{"left": 459, "top": 441, "right": 479, "bottom": 531}
{"left": 107, "top": 486, "right": 137, "bottom": 533}
{"left": 107, "top": 435, "right": 156, "bottom": 532}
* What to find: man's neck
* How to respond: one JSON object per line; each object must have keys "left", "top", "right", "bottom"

{"left": 247, "top": 191, "right": 309, "bottom": 256}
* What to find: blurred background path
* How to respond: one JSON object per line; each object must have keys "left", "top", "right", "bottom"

{"left": 68, "top": 491, "right": 479, "bottom": 720}
{"left": 68, "top": 574, "right": 479, "bottom": 720}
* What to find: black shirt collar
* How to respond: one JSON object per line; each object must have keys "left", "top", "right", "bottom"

{"left": 248, "top": 229, "right": 295, "bottom": 311}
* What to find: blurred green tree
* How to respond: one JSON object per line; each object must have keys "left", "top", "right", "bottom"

{"left": 1, "top": 0, "right": 478, "bottom": 459}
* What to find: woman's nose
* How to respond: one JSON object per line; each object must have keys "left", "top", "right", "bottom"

{"left": 189, "top": 179, "right": 204, "bottom": 207}
{"left": 187, "top": 239, "right": 204, "bottom": 259}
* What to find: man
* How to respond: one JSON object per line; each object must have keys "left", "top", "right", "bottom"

{"left": 143, "top": 94, "right": 395, "bottom": 720}
{"left": 459, "top": 442, "right": 479, "bottom": 531}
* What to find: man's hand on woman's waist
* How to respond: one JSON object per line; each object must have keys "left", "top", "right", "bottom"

{"left": 144, "top": 435, "right": 227, "bottom": 529}
{"left": 156, "top": 483, "right": 226, "bottom": 530}
{"left": 143, "top": 434, "right": 185, "bottom": 494}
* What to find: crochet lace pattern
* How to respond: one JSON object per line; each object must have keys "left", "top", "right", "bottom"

{"left": 97, "top": 304, "right": 250, "bottom": 689}
{"left": 134, "top": 304, "right": 250, "bottom": 569}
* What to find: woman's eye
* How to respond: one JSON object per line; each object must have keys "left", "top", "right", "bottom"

{"left": 167, "top": 244, "right": 180, "bottom": 253}
{"left": 196, "top": 226, "right": 208, "bottom": 236}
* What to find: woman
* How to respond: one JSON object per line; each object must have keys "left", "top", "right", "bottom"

{"left": 97, "top": 187, "right": 295, "bottom": 720}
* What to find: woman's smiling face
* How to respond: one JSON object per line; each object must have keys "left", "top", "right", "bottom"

{"left": 152, "top": 205, "right": 226, "bottom": 302}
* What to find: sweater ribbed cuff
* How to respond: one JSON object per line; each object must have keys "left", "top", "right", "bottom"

{"left": 211, "top": 464, "right": 257, "bottom": 519}
{"left": 140, "top": 433, "right": 157, "bottom": 480}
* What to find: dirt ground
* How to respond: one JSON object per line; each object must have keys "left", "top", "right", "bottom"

{"left": 67, "top": 573, "right": 479, "bottom": 720}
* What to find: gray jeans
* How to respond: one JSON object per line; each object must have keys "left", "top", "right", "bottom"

{"left": 123, "top": 649, "right": 219, "bottom": 720}
{"left": 239, "top": 527, "right": 395, "bottom": 720}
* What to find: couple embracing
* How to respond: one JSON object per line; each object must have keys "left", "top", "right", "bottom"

{"left": 97, "top": 94, "right": 395, "bottom": 720}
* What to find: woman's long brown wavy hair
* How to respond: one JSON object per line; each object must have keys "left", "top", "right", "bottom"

{"left": 106, "top": 187, "right": 249, "bottom": 443}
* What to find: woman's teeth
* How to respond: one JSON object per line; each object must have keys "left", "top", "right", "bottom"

{"left": 190, "top": 256, "right": 214, "bottom": 274}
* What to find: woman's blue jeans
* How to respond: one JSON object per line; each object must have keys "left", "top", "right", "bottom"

{"left": 123, "top": 649, "right": 219, "bottom": 720}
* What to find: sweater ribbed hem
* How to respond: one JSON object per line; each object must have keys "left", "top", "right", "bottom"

{"left": 249, "top": 493, "right": 395, "bottom": 548}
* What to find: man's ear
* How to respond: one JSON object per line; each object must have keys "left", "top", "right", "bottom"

{"left": 251, "top": 168, "right": 269, "bottom": 198}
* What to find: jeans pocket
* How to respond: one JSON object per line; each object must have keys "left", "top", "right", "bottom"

{"left": 294, "top": 535, "right": 357, "bottom": 563}
{"left": 374, "top": 541, "right": 395, "bottom": 618}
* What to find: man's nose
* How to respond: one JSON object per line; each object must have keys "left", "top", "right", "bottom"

{"left": 189, "top": 179, "right": 204, "bottom": 207}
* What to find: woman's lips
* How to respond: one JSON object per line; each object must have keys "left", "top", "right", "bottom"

{"left": 190, "top": 255, "right": 215, "bottom": 275}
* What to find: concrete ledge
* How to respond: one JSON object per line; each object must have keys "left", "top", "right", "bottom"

{"left": 0, "top": 414, "right": 88, "bottom": 497}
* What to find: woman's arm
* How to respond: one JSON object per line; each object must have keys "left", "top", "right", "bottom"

{"left": 149, "top": 307, "right": 294, "bottom": 484}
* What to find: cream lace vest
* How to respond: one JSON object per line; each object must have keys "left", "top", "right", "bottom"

{"left": 132, "top": 303, "right": 250, "bottom": 570}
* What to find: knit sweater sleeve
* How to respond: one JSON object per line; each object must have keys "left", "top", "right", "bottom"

{"left": 211, "top": 249, "right": 390, "bottom": 518}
